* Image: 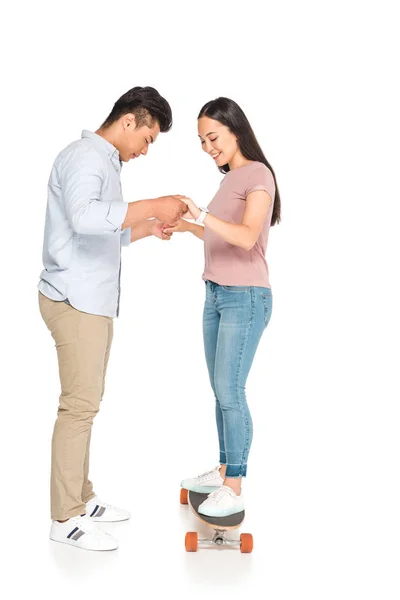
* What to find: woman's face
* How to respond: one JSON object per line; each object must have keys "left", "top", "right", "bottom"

{"left": 198, "top": 117, "right": 239, "bottom": 167}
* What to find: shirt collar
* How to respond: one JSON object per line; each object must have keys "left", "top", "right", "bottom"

{"left": 81, "top": 130, "right": 120, "bottom": 161}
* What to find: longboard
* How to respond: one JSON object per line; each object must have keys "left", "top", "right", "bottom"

{"left": 180, "top": 488, "right": 253, "bottom": 553}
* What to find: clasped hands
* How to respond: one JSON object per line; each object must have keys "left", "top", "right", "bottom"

{"left": 152, "top": 196, "right": 201, "bottom": 240}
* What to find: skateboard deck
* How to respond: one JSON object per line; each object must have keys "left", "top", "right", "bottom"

{"left": 180, "top": 488, "right": 253, "bottom": 553}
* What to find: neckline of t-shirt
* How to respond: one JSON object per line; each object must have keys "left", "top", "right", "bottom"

{"left": 226, "top": 161, "right": 263, "bottom": 174}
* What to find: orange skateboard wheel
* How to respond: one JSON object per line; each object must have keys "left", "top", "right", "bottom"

{"left": 240, "top": 533, "right": 253, "bottom": 553}
{"left": 180, "top": 488, "right": 188, "bottom": 504}
{"left": 185, "top": 532, "right": 198, "bottom": 552}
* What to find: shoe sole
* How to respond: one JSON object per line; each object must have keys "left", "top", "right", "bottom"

{"left": 50, "top": 536, "right": 118, "bottom": 551}
{"left": 181, "top": 484, "right": 223, "bottom": 494}
{"left": 89, "top": 515, "right": 130, "bottom": 522}
{"left": 198, "top": 506, "right": 245, "bottom": 518}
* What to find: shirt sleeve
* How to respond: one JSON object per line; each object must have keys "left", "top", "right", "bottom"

{"left": 120, "top": 227, "right": 131, "bottom": 246}
{"left": 59, "top": 147, "right": 128, "bottom": 235}
{"left": 245, "top": 165, "right": 275, "bottom": 200}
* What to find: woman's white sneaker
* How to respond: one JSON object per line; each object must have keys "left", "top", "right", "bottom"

{"left": 50, "top": 515, "right": 118, "bottom": 551}
{"left": 198, "top": 485, "right": 245, "bottom": 517}
{"left": 86, "top": 496, "right": 130, "bottom": 522}
{"left": 181, "top": 466, "right": 224, "bottom": 493}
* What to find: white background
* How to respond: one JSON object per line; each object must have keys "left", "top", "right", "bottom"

{"left": 1, "top": 0, "right": 399, "bottom": 598}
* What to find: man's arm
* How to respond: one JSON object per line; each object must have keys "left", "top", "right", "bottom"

{"left": 60, "top": 147, "right": 127, "bottom": 235}
{"left": 122, "top": 219, "right": 176, "bottom": 245}
{"left": 129, "top": 220, "right": 153, "bottom": 243}
{"left": 60, "top": 147, "right": 187, "bottom": 235}
{"left": 121, "top": 195, "right": 187, "bottom": 230}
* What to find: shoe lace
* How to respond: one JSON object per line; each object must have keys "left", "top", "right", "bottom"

{"left": 198, "top": 467, "right": 220, "bottom": 481}
{"left": 207, "top": 486, "right": 234, "bottom": 503}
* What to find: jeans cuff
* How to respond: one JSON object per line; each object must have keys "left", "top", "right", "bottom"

{"left": 225, "top": 464, "right": 247, "bottom": 478}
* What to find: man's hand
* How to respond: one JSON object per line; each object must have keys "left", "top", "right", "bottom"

{"left": 150, "top": 218, "right": 177, "bottom": 240}
{"left": 154, "top": 195, "right": 188, "bottom": 223}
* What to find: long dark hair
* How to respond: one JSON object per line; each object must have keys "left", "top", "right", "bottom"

{"left": 198, "top": 97, "right": 281, "bottom": 225}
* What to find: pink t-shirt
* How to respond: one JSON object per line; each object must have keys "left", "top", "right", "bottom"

{"left": 202, "top": 161, "right": 275, "bottom": 288}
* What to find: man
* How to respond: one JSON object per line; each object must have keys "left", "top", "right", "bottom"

{"left": 38, "top": 86, "right": 186, "bottom": 551}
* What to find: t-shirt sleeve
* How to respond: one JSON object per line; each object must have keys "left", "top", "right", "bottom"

{"left": 245, "top": 165, "right": 275, "bottom": 200}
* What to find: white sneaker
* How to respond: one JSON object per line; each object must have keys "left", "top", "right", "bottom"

{"left": 86, "top": 496, "right": 130, "bottom": 522}
{"left": 198, "top": 485, "right": 245, "bottom": 517}
{"left": 50, "top": 515, "right": 118, "bottom": 551}
{"left": 181, "top": 466, "right": 224, "bottom": 493}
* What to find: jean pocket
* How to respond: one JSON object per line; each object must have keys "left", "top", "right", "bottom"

{"left": 262, "top": 293, "right": 273, "bottom": 327}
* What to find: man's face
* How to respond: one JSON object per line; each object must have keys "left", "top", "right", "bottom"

{"left": 119, "top": 114, "right": 160, "bottom": 162}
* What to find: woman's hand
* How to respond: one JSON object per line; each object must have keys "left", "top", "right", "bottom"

{"left": 180, "top": 197, "right": 201, "bottom": 221}
{"left": 162, "top": 219, "right": 191, "bottom": 235}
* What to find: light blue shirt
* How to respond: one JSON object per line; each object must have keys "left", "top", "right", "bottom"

{"left": 38, "top": 130, "right": 131, "bottom": 317}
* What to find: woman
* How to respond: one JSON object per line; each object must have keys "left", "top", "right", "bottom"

{"left": 164, "top": 97, "right": 281, "bottom": 518}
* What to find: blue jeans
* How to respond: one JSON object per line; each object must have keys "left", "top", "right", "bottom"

{"left": 203, "top": 281, "right": 273, "bottom": 478}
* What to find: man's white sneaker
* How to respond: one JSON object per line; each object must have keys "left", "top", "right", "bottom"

{"left": 86, "top": 496, "right": 130, "bottom": 522}
{"left": 181, "top": 466, "right": 224, "bottom": 493}
{"left": 198, "top": 485, "right": 245, "bottom": 517}
{"left": 50, "top": 515, "right": 118, "bottom": 551}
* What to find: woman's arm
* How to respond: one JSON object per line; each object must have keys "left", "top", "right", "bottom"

{"left": 163, "top": 219, "right": 205, "bottom": 241}
{"left": 186, "top": 221, "right": 205, "bottom": 240}
{"left": 182, "top": 191, "right": 272, "bottom": 251}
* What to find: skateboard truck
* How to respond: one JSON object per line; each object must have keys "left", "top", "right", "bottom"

{"left": 210, "top": 529, "right": 230, "bottom": 546}
{"left": 185, "top": 529, "right": 253, "bottom": 552}
{"left": 198, "top": 528, "right": 243, "bottom": 548}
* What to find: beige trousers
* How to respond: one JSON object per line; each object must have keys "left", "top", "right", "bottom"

{"left": 39, "top": 292, "right": 113, "bottom": 520}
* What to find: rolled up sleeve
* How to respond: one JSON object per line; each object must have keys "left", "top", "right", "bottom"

{"left": 59, "top": 147, "right": 128, "bottom": 235}
{"left": 120, "top": 227, "right": 131, "bottom": 246}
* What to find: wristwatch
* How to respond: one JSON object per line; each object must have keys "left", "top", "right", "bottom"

{"left": 195, "top": 207, "right": 209, "bottom": 224}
